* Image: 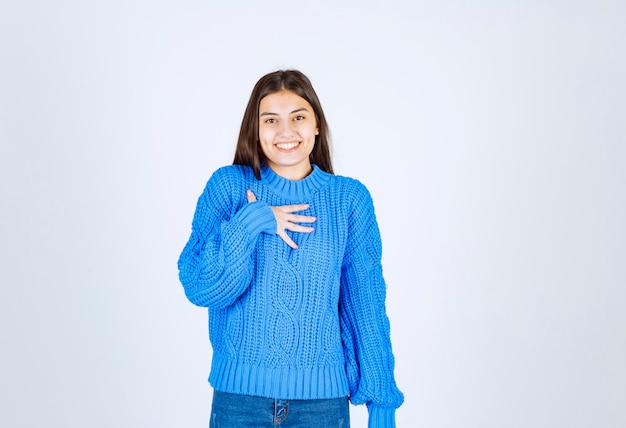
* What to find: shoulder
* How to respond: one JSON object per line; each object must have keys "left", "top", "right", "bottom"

{"left": 208, "top": 164, "right": 255, "bottom": 185}
{"left": 191, "top": 165, "right": 257, "bottom": 222}
{"left": 328, "top": 173, "right": 374, "bottom": 206}
{"left": 204, "top": 165, "right": 255, "bottom": 194}
{"left": 335, "top": 174, "right": 382, "bottom": 258}
{"left": 196, "top": 165, "right": 256, "bottom": 214}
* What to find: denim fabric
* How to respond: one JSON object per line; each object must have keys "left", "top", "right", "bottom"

{"left": 210, "top": 390, "right": 350, "bottom": 428}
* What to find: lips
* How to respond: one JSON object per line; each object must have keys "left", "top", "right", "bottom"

{"left": 275, "top": 141, "right": 301, "bottom": 152}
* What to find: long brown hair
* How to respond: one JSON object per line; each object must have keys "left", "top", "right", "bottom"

{"left": 233, "top": 70, "right": 333, "bottom": 179}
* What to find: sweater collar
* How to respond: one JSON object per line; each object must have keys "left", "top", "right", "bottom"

{"left": 260, "top": 163, "right": 330, "bottom": 200}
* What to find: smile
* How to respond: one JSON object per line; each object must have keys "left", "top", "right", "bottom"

{"left": 275, "top": 141, "right": 301, "bottom": 151}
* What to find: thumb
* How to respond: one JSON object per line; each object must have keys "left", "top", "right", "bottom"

{"left": 246, "top": 190, "right": 257, "bottom": 203}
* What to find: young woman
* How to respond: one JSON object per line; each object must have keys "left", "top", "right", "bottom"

{"left": 178, "top": 70, "right": 404, "bottom": 427}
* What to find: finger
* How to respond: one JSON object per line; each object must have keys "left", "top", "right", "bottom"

{"left": 246, "top": 190, "right": 257, "bottom": 203}
{"left": 288, "top": 214, "right": 317, "bottom": 224}
{"left": 285, "top": 223, "right": 315, "bottom": 233}
{"left": 270, "top": 208, "right": 315, "bottom": 224}
{"left": 276, "top": 204, "right": 310, "bottom": 213}
{"left": 279, "top": 231, "right": 299, "bottom": 249}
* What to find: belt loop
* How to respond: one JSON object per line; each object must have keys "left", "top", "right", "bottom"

{"left": 274, "top": 399, "right": 289, "bottom": 425}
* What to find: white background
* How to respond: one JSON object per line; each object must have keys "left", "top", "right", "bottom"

{"left": 1, "top": 1, "right": 624, "bottom": 427}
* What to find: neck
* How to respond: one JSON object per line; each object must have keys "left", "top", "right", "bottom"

{"left": 267, "top": 163, "right": 313, "bottom": 181}
{"left": 260, "top": 163, "right": 330, "bottom": 200}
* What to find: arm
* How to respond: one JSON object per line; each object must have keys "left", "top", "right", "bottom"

{"left": 177, "top": 169, "right": 276, "bottom": 309}
{"left": 339, "top": 183, "right": 404, "bottom": 428}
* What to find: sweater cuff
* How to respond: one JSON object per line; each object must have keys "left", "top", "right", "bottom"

{"left": 367, "top": 405, "right": 396, "bottom": 428}
{"left": 233, "top": 201, "right": 276, "bottom": 237}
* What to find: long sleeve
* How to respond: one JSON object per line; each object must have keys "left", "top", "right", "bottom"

{"left": 339, "top": 183, "right": 404, "bottom": 428}
{"left": 178, "top": 167, "right": 276, "bottom": 309}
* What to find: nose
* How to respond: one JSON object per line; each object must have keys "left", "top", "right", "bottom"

{"left": 279, "top": 120, "right": 295, "bottom": 137}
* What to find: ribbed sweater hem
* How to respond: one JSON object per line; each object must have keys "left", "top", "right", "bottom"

{"left": 367, "top": 405, "right": 397, "bottom": 428}
{"left": 208, "top": 354, "right": 350, "bottom": 400}
{"left": 234, "top": 200, "right": 276, "bottom": 236}
{"left": 260, "top": 164, "right": 331, "bottom": 200}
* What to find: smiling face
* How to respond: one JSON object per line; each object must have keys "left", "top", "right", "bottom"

{"left": 258, "top": 90, "right": 319, "bottom": 180}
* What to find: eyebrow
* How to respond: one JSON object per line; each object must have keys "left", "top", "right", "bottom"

{"left": 259, "top": 107, "right": 310, "bottom": 117}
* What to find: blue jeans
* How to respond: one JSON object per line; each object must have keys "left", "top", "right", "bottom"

{"left": 210, "top": 390, "right": 350, "bottom": 428}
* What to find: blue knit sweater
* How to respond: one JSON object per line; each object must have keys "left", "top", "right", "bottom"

{"left": 178, "top": 164, "right": 404, "bottom": 427}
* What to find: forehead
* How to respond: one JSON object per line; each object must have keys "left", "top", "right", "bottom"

{"left": 259, "top": 90, "right": 312, "bottom": 111}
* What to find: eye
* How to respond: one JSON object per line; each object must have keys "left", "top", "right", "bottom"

{"left": 293, "top": 115, "right": 305, "bottom": 121}
{"left": 264, "top": 118, "right": 277, "bottom": 124}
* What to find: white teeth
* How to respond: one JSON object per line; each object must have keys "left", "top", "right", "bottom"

{"left": 276, "top": 142, "right": 299, "bottom": 150}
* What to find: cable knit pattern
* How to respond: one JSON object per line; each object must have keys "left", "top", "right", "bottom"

{"left": 178, "top": 164, "right": 404, "bottom": 427}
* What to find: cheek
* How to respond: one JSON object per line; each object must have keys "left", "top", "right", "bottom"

{"left": 294, "top": 123, "right": 315, "bottom": 138}
{"left": 257, "top": 130, "right": 275, "bottom": 156}
{"left": 307, "top": 125, "right": 319, "bottom": 139}
{"left": 257, "top": 127, "right": 271, "bottom": 144}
